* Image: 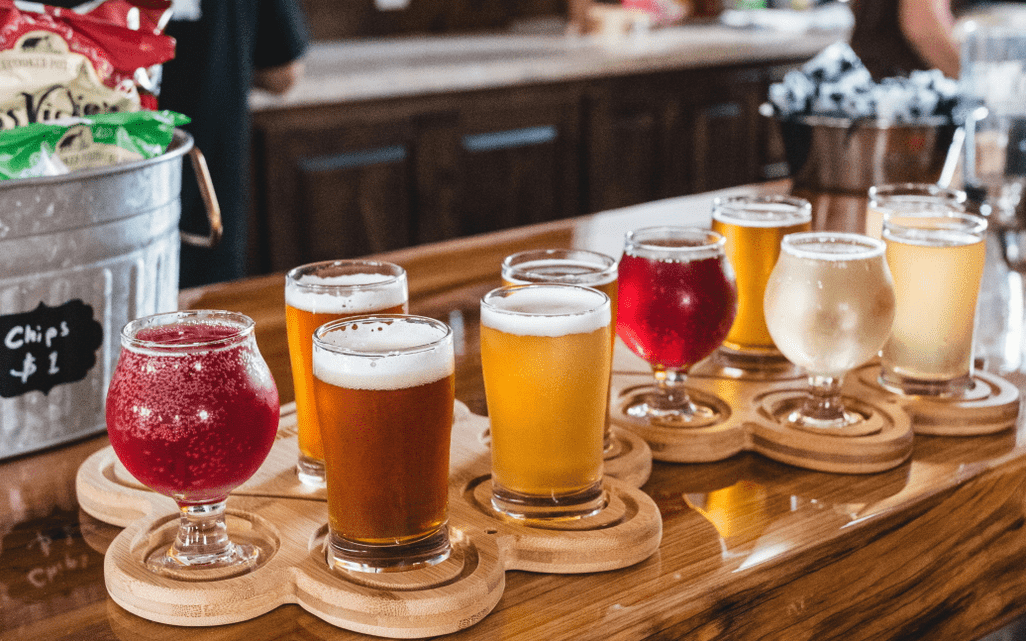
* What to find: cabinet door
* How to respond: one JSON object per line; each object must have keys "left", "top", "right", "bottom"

{"left": 689, "top": 68, "right": 762, "bottom": 193}
{"left": 449, "top": 86, "right": 582, "bottom": 238}
{"left": 252, "top": 111, "right": 417, "bottom": 273}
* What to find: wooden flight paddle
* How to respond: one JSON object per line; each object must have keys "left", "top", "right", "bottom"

{"left": 76, "top": 401, "right": 662, "bottom": 636}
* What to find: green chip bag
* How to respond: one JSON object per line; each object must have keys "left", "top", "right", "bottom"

{"left": 0, "top": 110, "right": 190, "bottom": 181}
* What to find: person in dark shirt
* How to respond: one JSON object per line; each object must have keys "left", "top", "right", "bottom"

{"left": 160, "top": 0, "right": 309, "bottom": 287}
{"left": 849, "top": 0, "right": 962, "bottom": 79}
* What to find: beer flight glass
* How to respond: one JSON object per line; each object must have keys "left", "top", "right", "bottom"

{"left": 764, "top": 233, "right": 895, "bottom": 430}
{"left": 313, "top": 315, "right": 455, "bottom": 572}
{"left": 617, "top": 227, "right": 737, "bottom": 426}
{"left": 879, "top": 211, "right": 988, "bottom": 397}
{"left": 285, "top": 260, "right": 408, "bottom": 487}
{"left": 501, "top": 248, "right": 624, "bottom": 455}
{"left": 864, "top": 183, "right": 966, "bottom": 239}
{"left": 709, "top": 195, "right": 811, "bottom": 369}
{"left": 106, "top": 311, "right": 280, "bottom": 576}
{"left": 480, "top": 284, "right": 612, "bottom": 520}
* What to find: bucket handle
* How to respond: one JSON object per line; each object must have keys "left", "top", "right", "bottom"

{"left": 179, "top": 146, "right": 223, "bottom": 248}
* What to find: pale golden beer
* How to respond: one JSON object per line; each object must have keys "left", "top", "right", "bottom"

{"left": 880, "top": 212, "right": 987, "bottom": 396}
{"left": 480, "top": 284, "right": 611, "bottom": 519}
{"left": 501, "top": 248, "right": 622, "bottom": 456}
{"left": 865, "top": 183, "right": 966, "bottom": 239}
{"left": 285, "top": 260, "right": 407, "bottom": 486}
{"left": 313, "top": 315, "right": 454, "bottom": 572}
{"left": 711, "top": 195, "right": 811, "bottom": 355}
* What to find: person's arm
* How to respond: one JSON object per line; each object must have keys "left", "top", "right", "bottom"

{"left": 898, "top": 0, "right": 961, "bottom": 78}
{"left": 253, "top": 59, "right": 305, "bottom": 95}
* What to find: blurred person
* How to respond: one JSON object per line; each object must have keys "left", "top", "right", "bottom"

{"left": 850, "top": 0, "right": 962, "bottom": 79}
{"left": 162, "top": 0, "right": 309, "bottom": 288}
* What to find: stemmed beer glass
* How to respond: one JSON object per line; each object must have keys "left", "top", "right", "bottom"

{"left": 106, "top": 311, "right": 280, "bottom": 576}
{"left": 763, "top": 233, "right": 895, "bottom": 431}
{"left": 617, "top": 227, "right": 737, "bottom": 426}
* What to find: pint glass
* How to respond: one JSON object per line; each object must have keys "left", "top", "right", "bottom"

{"left": 313, "top": 315, "right": 454, "bottom": 572}
{"left": 285, "top": 260, "right": 407, "bottom": 486}
{"left": 480, "top": 284, "right": 612, "bottom": 520}
{"left": 880, "top": 212, "right": 988, "bottom": 396}
{"left": 501, "top": 249, "right": 622, "bottom": 455}
{"left": 864, "top": 183, "right": 966, "bottom": 239}
{"left": 711, "top": 195, "right": 811, "bottom": 358}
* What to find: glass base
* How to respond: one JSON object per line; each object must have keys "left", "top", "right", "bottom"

{"left": 146, "top": 540, "right": 260, "bottom": 577}
{"left": 491, "top": 479, "right": 606, "bottom": 520}
{"left": 327, "top": 526, "right": 451, "bottom": 573}
{"left": 624, "top": 394, "right": 721, "bottom": 428}
{"left": 878, "top": 369, "right": 974, "bottom": 398}
{"left": 297, "top": 455, "right": 326, "bottom": 487}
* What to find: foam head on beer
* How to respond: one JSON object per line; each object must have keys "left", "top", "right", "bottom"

{"left": 313, "top": 319, "right": 454, "bottom": 390}
{"left": 286, "top": 272, "right": 407, "bottom": 315}
{"left": 480, "top": 285, "right": 611, "bottom": 336}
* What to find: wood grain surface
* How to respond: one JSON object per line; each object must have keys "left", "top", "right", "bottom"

{"left": 4, "top": 183, "right": 1026, "bottom": 641}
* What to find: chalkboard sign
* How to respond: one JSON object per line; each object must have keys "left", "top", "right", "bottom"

{"left": 0, "top": 300, "right": 103, "bottom": 398}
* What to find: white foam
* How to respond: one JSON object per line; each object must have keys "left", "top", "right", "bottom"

{"left": 712, "top": 203, "right": 812, "bottom": 228}
{"left": 481, "top": 286, "right": 610, "bottom": 337}
{"left": 286, "top": 272, "right": 406, "bottom": 315}
{"left": 313, "top": 320, "right": 453, "bottom": 390}
{"left": 782, "top": 232, "right": 884, "bottom": 261}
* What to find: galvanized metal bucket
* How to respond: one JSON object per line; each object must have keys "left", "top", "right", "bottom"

{"left": 0, "top": 130, "right": 221, "bottom": 460}
{"left": 770, "top": 110, "right": 957, "bottom": 195}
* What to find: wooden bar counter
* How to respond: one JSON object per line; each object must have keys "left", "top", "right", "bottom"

{"left": 3, "top": 183, "right": 1026, "bottom": 641}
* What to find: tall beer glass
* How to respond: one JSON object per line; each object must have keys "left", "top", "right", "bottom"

{"left": 480, "top": 284, "right": 612, "bottom": 520}
{"left": 764, "top": 233, "right": 895, "bottom": 430}
{"left": 501, "top": 249, "right": 622, "bottom": 455}
{"left": 880, "top": 212, "right": 988, "bottom": 397}
{"left": 313, "top": 315, "right": 454, "bottom": 572}
{"left": 865, "top": 183, "right": 966, "bottom": 239}
{"left": 285, "top": 260, "right": 407, "bottom": 487}
{"left": 711, "top": 195, "right": 811, "bottom": 361}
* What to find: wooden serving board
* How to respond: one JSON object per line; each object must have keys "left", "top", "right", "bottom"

{"left": 76, "top": 402, "right": 662, "bottom": 637}
{"left": 610, "top": 343, "right": 1021, "bottom": 472}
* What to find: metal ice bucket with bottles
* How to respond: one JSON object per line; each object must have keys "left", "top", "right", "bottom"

{"left": 0, "top": 130, "right": 221, "bottom": 460}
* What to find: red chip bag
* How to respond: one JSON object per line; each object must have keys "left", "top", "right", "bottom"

{"left": 0, "top": 0, "right": 175, "bottom": 128}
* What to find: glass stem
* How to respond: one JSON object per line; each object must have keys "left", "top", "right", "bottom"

{"left": 652, "top": 367, "right": 696, "bottom": 413}
{"left": 170, "top": 500, "right": 235, "bottom": 565}
{"left": 801, "top": 374, "right": 846, "bottom": 423}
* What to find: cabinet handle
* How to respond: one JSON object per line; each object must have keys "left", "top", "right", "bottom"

{"left": 298, "top": 146, "right": 407, "bottom": 173}
{"left": 704, "top": 102, "right": 741, "bottom": 120}
{"left": 462, "top": 126, "right": 558, "bottom": 152}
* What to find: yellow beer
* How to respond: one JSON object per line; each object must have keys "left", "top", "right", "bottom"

{"left": 881, "top": 213, "right": 987, "bottom": 395}
{"left": 865, "top": 183, "right": 965, "bottom": 239}
{"left": 711, "top": 196, "right": 811, "bottom": 354}
{"left": 480, "top": 284, "right": 611, "bottom": 518}
{"left": 285, "top": 260, "right": 407, "bottom": 486}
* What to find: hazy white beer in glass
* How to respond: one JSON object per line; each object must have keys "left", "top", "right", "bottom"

{"left": 480, "top": 284, "right": 612, "bottom": 519}
{"left": 285, "top": 260, "right": 408, "bottom": 486}
{"left": 313, "top": 315, "right": 455, "bottom": 572}
{"left": 764, "top": 233, "right": 895, "bottom": 429}
{"left": 711, "top": 195, "right": 812, "bottom": 357}
{"left": 865, "top": 183, "right": 966, "bottom": 239}
{"left": 880, "top": 212, "right": 988, "bottom": 396}
{"left": 501, "top": 249, "right": 622, "bottom": 455}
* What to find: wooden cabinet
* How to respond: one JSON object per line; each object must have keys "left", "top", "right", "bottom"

{"left": 249, "top": 59, "right": 805, "bottom": 275}
{"left": 250, "top": 85, "right": 581, "bottom": 273}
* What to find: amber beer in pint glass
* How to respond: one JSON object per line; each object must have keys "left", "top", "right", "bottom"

{"left": 313, "top": 315, "right": 455, "bottom": 572}
{"left": 880, "top": 212, "right": 987, "bottom": 396}
{"left": 285, "top": 260, "right": 407, "bottom": 486}
{"left": 481, "top": 284, "right": 611, "bottom": 520}
{"left": 711, "top": 195, "right": 811, "bottom": 356}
